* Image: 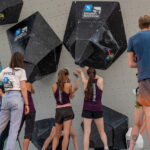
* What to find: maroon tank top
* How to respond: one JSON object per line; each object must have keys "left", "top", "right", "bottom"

{"left": 83, "top": 79, "right": 103, "bottom": 112}
{"left": 27, "top": 91, "right": 36, "bottom": 113}
{"left": 54, "top": 84, "right": 70, "bottom": 105}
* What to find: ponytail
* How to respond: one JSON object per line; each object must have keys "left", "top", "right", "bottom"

{"left": 85, "top": 68, "right": 96, "bottom": 100}
{"left": 63, "top": 68, "right": 70, "bottom": 83}
{"left": 57, "top": 69, "right": 69, "bottom": 91}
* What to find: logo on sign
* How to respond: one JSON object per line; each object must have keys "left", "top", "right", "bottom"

{"left": 14, "top": 26, "right": 28, "bottom": 41}
{"left": 84, "top": 4, "right": 93, "bottom": 12}
{"left": 93, "top": 7, "right": 101, "bottom": 15}
{"left": 15, "top": 29, "right": 22, "bottom": 36}
{"left": 83, "top": 4, "right": 101, "bottom": 18}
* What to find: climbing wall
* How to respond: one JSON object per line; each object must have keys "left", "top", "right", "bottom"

{"left": 0, "top": 0, "right": 150, "bottom": 149}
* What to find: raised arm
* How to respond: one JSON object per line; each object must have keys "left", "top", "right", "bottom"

{"left": 69, "top": 83, "right": 74, "bottom": 99}
{"left": 76, "top": 69, "right": 86, "bottom": 83}
{"left": 97, "top": 77, "right": 104, "bottom": 91}
{"left": 76, "top": 69, "right": 87, "bottom": 89}
{"left": 72, "top": 72, "right": 80, "bottom": 93}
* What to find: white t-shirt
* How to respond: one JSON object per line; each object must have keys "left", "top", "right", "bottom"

{"left": 0, "top": 67, "right": 27, "bottom": 91}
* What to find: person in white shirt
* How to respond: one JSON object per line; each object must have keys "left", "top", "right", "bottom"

{"left": 0, "top": 52, "right": 29, "bottom": 150}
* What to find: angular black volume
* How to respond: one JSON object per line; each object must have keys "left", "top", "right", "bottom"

{"left": 7, "top": 12, "right": 62, "bottom": 82}
{"left": 64, "top": 1, "right": 127, "bottom": 69}
{"left": 0, "top": 0, "right": 23, "bottom": 25}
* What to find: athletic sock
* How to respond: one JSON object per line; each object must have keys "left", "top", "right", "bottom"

{"left": 104, "top": 146, "right": 109, "bottom": 150}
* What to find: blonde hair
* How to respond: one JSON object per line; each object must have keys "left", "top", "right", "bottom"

{"left": 57, "top": 68, "right": 69, "bottom": 91}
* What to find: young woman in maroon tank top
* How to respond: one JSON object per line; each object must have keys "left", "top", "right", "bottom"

{"left": 52, "top": 68, "right": 79, "bottom": 150}
{"left": 77, "top": 67, "right": 109, "bottom": 150}
{"left": 18, "top": 82, "right": 36, "bottom": 150}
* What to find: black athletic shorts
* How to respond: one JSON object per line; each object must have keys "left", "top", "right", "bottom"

{"left": 82, "top": 110, "right": 103, "bottom": 119}
{"left": 55, "top": 107, "right": 74, "bottom": 124}
{"left": 18, "top": 112, "right": 36, "bottom": 140}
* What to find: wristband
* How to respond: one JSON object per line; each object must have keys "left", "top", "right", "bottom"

{"left": 75, "top": 75, "right": 79, "bottom": 79}
{"left": 25, "top": 104, "right": 29, "bottom": 106}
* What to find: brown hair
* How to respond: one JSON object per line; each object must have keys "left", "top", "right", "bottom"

{"left": 9, "top": 52, "right": 24, "bottom": 69}
{"left": 57, "top": 68, "right": 69, "bottom": 91}
{"left": 85, "top": 67, "right": 96, "bottom": 100}
{"left": 139, "top": 15, "right": 150, "bottom": 29}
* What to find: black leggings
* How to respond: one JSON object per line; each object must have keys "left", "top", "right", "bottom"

{"left": 18, "top": 112, "right": 36, "bottom": 140}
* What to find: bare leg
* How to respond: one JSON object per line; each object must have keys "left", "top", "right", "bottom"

{"left": 129, "top": 107, "right": 144, "bottom": 150}
{"left": 42, "top": 127, "right": 56, "bottom": 150}
{"left": 94, "top": 118, "right": 108, "bottom": 149}
{"left": 83, "top": 118, "right": 92, "bottom": 150}
{"left": 52, "top": 123, "right": 63, "bottom": 150}
{"left": 62, "top": 120, "right": 72, "bottom": 150}
{"left": 23, "top": 139, "right": 30, "bottom": 150}
{"left": 143, "top": 107, "right": 150, "bottom": 144}
{"left": 70, "top": 126, "right": 78, "bottom": 150}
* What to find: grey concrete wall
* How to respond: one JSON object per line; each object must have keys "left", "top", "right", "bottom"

{"left": 0, "top": 0, "right": 150, "bottom": 149}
